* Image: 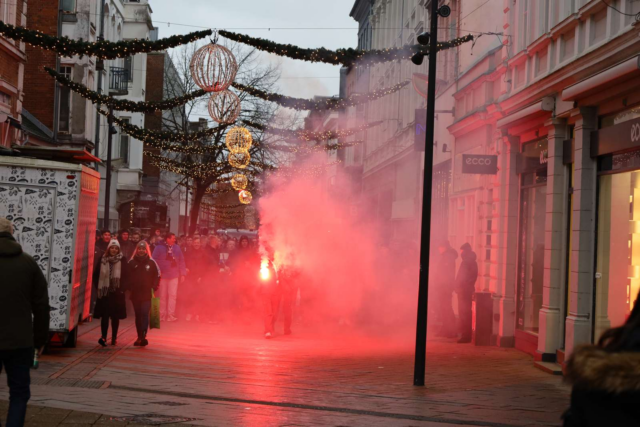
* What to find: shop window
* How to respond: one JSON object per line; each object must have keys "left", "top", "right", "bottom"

{"left": 595, "top": 170, "right": 640, "bottom": 340}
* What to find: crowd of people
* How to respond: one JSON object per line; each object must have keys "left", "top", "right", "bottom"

{"left": 91, "top": 228, "right": 294, "bottom": 345}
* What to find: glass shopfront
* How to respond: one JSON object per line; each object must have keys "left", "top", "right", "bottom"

{"left": 594, "top": 109, "right": 640, "bottom": 341}
{"left": 516, "top": 140, "right": 548, "bottom": 334}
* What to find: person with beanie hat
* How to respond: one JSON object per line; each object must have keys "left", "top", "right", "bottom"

{"left": 93, "top": 240, "right": 128, "bottom": 346}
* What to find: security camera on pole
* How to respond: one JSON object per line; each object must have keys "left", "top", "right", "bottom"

{"left": 412, "top": 0, "right": 451, "bottom": 387}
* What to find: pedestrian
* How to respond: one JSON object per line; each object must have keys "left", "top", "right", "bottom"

{"left": 118, "top": 229, "right": 135, "bottom": 260}
{"left": 205, "top": 235, "right": 222, "bottom": 324}
{"left": 278, "top": 255, "right": 300, "bottom": 336}
{"left": 130, "top": 231, "right": 141, "bottom": 245}
{"left": 185, "top": 236, "right": 207, "bottom": 322}
{"left": 152, "top": 233, "right": 187, "bottom": 322}
{"left": 0, "top": 218, "right": 49, "bottom": 427}
{"left": 259, "top": 245, "right": 280, "bottom": 339}
{"left": 91, "top": 229, "right": 112, "bottom": 315}
{"left": 434, "top": 241, "right": 458, "bottom": 338}
{"left": 455, "top": 242, "right": 478, "bottom": 344}
{"left": 563, "top": 290, "right": 640, "bottom": 426}
{"left": 126, "top": 242, "right": 160, "bottom": 347}
{"left": 94, "top": 240, "right": 128, "bottom": 346}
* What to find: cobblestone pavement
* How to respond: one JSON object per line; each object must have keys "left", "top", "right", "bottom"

{"left": 0, "top": 317, "right": 570, "bottom": 426}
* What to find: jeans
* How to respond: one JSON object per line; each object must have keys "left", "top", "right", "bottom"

{"left": 457, "top": 292, "right": 473, "bottom": 339}
{"left": 132, "top": 300, "right": 151, "bottom": 339}
{"left": 159, "top": 278, "right": 179, "bottom": 318}
{"left": 0, "top": 348, "right": 32, "bottom": 427}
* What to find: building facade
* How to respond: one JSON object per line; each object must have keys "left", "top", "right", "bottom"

{"left": 0, "top": 0, "right": 27, "bottom": 148}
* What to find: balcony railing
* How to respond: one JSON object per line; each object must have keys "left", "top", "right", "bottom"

{"left": 109, "top": 67, "right": 130, "bottom": 95}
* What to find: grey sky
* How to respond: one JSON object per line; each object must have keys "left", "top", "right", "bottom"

{"left": 150, "top": 0, "right": 358, "bottom": 99}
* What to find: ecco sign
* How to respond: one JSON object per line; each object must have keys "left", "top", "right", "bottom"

{"left": 462, "top": 154, "right": 498, "bottom": 175}
{"left": 632, "top": 123, "right": 640, "bottom": 143}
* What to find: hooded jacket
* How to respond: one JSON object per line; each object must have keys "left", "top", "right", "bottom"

{"left": 455, "top": 243, "right": 478, "bottom": 295}
{"left": 563, "top": 345, "right": 640, "bottom": 426}
{"left": 0, "top": 231, "right": 50, "bottom": 350}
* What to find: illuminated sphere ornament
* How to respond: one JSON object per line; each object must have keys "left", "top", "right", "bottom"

{"left": 239, "top": 190, "right": 253, "bottom": 205}
{"left": 190, "top": 44, "right": 238, "bottom": 92}
{"left": 231, "top": 173, "right": 249, "bottom": 190}
{"left": 228, "top": 151, "right": 251, "bottom": 169}
{"left": 208, "top": 90, "right": 241, "bottom": 124}
{"left": 225, "top": 126, "right": 253, "bottom": 153}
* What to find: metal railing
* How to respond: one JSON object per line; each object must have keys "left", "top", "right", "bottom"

{"left": 109, "top": 67, "right": 129, "bottom": 94}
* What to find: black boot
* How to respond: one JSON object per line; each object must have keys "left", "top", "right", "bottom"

{"left": 141, "top": 331, "right": 148, "bottom": 347}
{"left": 98, "top": 337, "right": 107, "bottom": 347}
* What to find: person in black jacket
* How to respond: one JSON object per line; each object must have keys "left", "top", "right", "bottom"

{"left": 434, "top": 241, "right": 458, "bottom": 338}
{"left": 94, "top": 240, "right": 128, "bottom": 346}
{"left": 118, "top": 229, "right": 135, "bottom": 260}
{"left": 185, "top": 236, "right": 207, "bottom": 322}
{"left": 91, "top": 229, "right": 112, "bottom": 314}
{"left": 126, "top": 241, "right": 160, "bottom": 346}
{"left": 0, "top": 218, "right": 50, "bottom": 427}
{"left": 563, "top": 291, "right": 640, "bottom": 426}
{"left": 455, "top": 242, "right": 478, "bottom": 344}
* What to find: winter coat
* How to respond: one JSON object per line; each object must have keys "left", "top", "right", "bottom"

{"left": 563, "top": 345, "right": 640, "bottom": 426}
{"left": 455, "top": 243, "right": 478, "bottom": 295}
{"left": 0, "top": 232, "right": 50, "bottom": 350}
{"left": 126, "top": 256, "right": 160, "bottom": 303}
{"left": 92, "top": 239, "right": 110, "bottom": 285}
{"left": 186, "top": 247, "right": 208, "bottom": 280}
{"left": 93, "top": 257, "right": 128, "bottom": 320}
{"left": 434, "top": 247, "right": 458, "bottom": 288}
{"left": 118, "top": 239, "right": 135, "bottom": 260}
{"left": 152, "top": 243, "right": 187, "bottom": 280}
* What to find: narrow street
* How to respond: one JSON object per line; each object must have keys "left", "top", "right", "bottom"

{"left": 1, "top": 318, "right": 569, "bottom": 427}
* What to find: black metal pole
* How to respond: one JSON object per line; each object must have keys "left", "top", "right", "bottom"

{"left": 103, "top": 107, "right": 114, "bottom": 231}
{"left": 413, "top": 0, "right": 440, "bottom": 387}
{"left": 94, "top": 0, "right": 106, "bottom": 161}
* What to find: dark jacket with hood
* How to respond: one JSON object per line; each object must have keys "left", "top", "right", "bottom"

{"left": 0, "top": 231, "right": 50, "bottom": 350}
{"left": 434, "top": 246, "right": 458, "bottom": 287}
{"left": 126, "top": 255, "right": 160, "bottom": 303}
{"left": 455, "top": 243, "right": 478, "bottom": 295}
{"left": 563, "top": 342, "right": 640, "bottom": 426}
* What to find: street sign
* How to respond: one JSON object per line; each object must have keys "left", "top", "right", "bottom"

{"left": 414, "top": 109, "right": 426, "bottom": 151}
{"left": 461, "top": 154, "right": 498, "bottom": 175}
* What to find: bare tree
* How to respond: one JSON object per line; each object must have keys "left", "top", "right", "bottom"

{"left": 152, "top": 42, "right": 283, "bottom": 235}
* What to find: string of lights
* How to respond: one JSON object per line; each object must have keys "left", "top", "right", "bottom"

{"left": 244, "top": 120, "right": 382, "bottom": 142}
{"left": 219, "top": 30, "right": 474, "bottom": 67}
{"left": 266, "top": 161, "right": 342, "bottom": 179}
{"left": 0, "top": 21, "right": 212, "bottom": 59}
{"left": 266, "top": 140, "right": 364, "bottom": 154}
{"left": 231, "top": 80, "right": 409, "bottom": 111}
{"left": 45, "top": 67, "right": 207, "bottom": 112}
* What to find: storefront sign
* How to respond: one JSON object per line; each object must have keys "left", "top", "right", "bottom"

{"left": 592, "top": 116, "right": 640, "bottom": 157}
{"left": 414, "top": 109, "right": 426, "bottom": 151}
{"left": 461, "top": 154, "right": 498, "bottom": 175}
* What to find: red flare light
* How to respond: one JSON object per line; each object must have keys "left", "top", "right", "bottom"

{"left": 260, "top": 260, "right": 270, "bottom": 281}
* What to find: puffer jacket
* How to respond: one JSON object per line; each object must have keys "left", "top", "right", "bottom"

{"left": 563, "top": 344, "right": 640, "bottom": 426}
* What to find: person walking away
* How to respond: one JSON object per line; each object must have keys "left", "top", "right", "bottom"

{"left": 94, "top": 240, "right": 128, "bottom": 346}
{"left": 152, "top": 233, "right": 187, "bottom": 322}
{"left": 434, "top": 241, "right": 458, "bottom": 338}
{"left": 0, "top": 218, "right": 49, "bottom": 427}
{"left": 91, "top": 230, "right": 112, "bottom": 315}
{"left": 455, "top": 242, "right": 478, "bottom": 344}
{"left": 118, "top": 229, "right": 135, "bottom": 260}
{"left": 563, "top": 290, "right": 640, "bottom": 426}
{"left": 185, "top": 236, "right": 207, "bottom": 322}
{"left": 126, "top": 242, "right": 160, "bottom": 346}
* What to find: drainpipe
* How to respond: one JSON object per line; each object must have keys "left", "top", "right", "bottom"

{"left": 53, "top": 0, "right": 62, "bottom": 141}
{"left": 94, "top": 0, "right": 106, "bottom": 161}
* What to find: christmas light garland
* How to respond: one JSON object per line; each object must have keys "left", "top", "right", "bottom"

{"left": 243, "top": 120, "right": 382, "bottom": 142}
{"left": 266, "top": 140, "right": 364, "bottom": 154}
{"left": 0, "top": 21, "right": 212, "bottom": 59}
{"left": 45, "top": 67, "right": 207, "bottom": 112}
{"left": 231, "top": 80, "right": 410, "bottom": 111}
{"left": 219, "top": 30, "right": 474, "bottom": 67}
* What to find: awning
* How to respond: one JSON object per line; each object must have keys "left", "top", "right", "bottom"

{"left": 10, "top": 145, "right": 101, "bottom": 164}
{"left": 562, "top": 56, "right": 640, "bottom": 101}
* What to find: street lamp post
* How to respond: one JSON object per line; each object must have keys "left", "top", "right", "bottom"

{"left": 412, "top": 0, "right": 450, "bottom": 387}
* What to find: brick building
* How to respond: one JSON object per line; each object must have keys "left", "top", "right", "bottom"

{"left": 0, "top": 0, "right": 27, "bottom": 147}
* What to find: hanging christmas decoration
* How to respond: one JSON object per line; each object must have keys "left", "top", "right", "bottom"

{"left": 219, "top": 30, "right": 474, "bottom": 67}
{"left": 225, "top": 127, "right": 253, "bottom": 152}
{"left": 228, "top": 151, "right": 251, "bottom": 169}
{"left": 0, "top": 21, "right": 212, "bottom": 59}
{"left": 243, "top": 120, "right": 382, "bottom": 142}
{"left": 45, "top": 67, "right": 206, "bottom": 112}
{"left": 239, "top": 190, "right": 253, "bottom": 205}
{"left": 231, "top": 173, "right": 249, "bottom": 191}
{"left": 232, "top": 81, "right": 410, "bottom": 111}
{"left": 190, "top": 43, "right": 238, "bottom": 92}
{"left": 208, "top": 90, "right": 241, "bottom": 124}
